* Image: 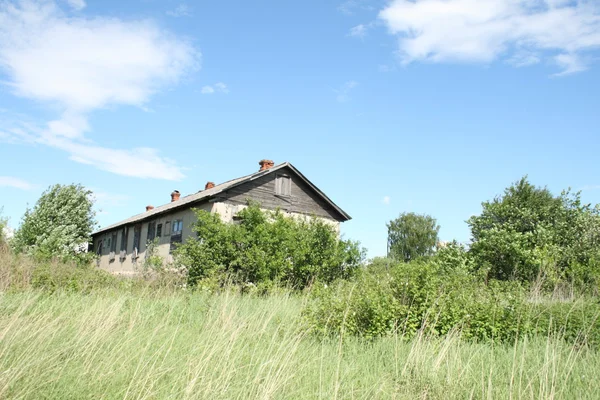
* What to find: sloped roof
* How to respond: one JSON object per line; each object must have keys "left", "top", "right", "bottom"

{"left": 92, "top": 162, "right": 350, "bottom": 236}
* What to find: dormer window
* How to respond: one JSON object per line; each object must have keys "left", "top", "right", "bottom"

{"left": 275, "top": 174, "right": 291, "bottom": 197}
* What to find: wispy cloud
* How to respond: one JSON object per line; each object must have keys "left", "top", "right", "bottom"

{"left": 0, "top": 0, "right": 198, "bottom": 180}
{"left": 201, "top": 82, "right": 229, "bottom": 95}
{"left": 382, "top": 195, "right": 391, "bottom": 205}
{"left": 578, "top": 185, "right": 600, "bottom": 192}
{"left": 338, "top": 0, "right": 376, "bottom": 15}
{"left": 348, "top": 24, "right": 368, "bottom": 38}
{"left": 0, "top": 176, "right": 33, "bottom": 190}
{"left": 167, "top": 3, "right": 192, "bottom": 17}
{"left": 89, "top": 188, "right": 130, "bottom": 207}
{"left": 66, "top": 0, "right": 86, "bottom": 11}
{"left": 334, "top": 80, "right": 358, "bottom": 102}
{"left": 378, "top": 0, "right": 600, "bottom": 75}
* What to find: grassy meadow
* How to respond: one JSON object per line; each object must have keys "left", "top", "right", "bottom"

{"left": 0, "top": 250, "right": 599, "bottom": 399}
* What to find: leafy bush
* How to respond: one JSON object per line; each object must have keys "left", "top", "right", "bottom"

{"left": 468, "top": 177, "right": 600, "bottom": 283}
{"left": 12, "top": 184, "right": 96, "bottom": 264}
{"left": 175, "top": 203, "right": 364, "bottom": 289}
{"left": 31, "top": 261, "right": 117, "bottom": 293}
{"left": 304, "top": 260, "right": 600, "bottom": 345}
{"left": 387, "top": 212, "right": 440, "bottom": 262}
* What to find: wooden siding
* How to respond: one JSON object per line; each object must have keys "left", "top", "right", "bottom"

{"left": 221, "top": 167, "right": 343, "bottom": 221}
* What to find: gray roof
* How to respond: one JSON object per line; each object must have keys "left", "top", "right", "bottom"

{"left": 92, "top": 162, "right": 350, "bottom": 236}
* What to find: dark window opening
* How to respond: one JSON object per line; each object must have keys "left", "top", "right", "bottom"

{"left": 132, "top": 225, "right": 142, "bottom": 259}
{"left": 120, "top": 227, "right": 128, "bottom": 251}
{"left": 170, "top": 234, "right": 182, "bottom": 253}
{"left": 147, "top": 221, "right": 156, "bottom": 242}
{"left": 156, "top": 223, "right": 162, "bottom": 238}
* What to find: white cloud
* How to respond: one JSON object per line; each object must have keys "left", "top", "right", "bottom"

{"left": 0, "top": 0, "right": 199, "bottom": 180}
{"left": 349, "top": 24, "right": 367, "bottom": 38}
{"left": 382, "top": 195, "right": 391, "bottom": 205}
{"left": 578, "top": 184, "right": 600, "bottom": 191}
{"left": 378, "top": 0, "right": 600, "bottom": 75}
{"left": 0, "top": 176, "right": 33, "bottom": 190}
{"left": 338, "top": 0, "right": 375, "bottom": 15}
{"left": 66, "top": 0, "right": 85, "bottom": 11}
{"left": 334, "top": 80, "right": 358, "bottom": 102}
{"left": 89, "top": 188, "right": 130, "bottom": 207}
{"left": 167, "top": 3, "right": 192, "bottom": 17}
{"left": 201, "top": 82, "right": 229, "bottom": 95}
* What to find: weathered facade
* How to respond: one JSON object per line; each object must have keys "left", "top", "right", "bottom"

{"left": 92, "top": 161, "right": 350, "bottom": 274}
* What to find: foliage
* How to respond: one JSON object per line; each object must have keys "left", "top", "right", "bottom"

{"left": 31, "top": 261, "right": 118, "bottom": 293}
{"left": 468, "top": 177, "right": 600, "bottom": 283}
{"left": 432, "top": 240, "right": 474, "bottom": 273}
{"left": 304, "top": 259, "right": 600, "bottom": 345}
{"left": 175, "top": 202, "right": 365, "bottom": 289}
{"left": 12, "top": 184, "right": 96, "bottom": 264}
{"left": 2, "top": 290, "right": 600, "bottom": 399}
{"left": 387, "top": 212, "right": 440, "bottom": 262}
{"left": 0, "top": 207, "right": 8, "bottom": 248}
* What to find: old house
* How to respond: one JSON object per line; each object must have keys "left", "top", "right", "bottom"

{"left": 91, "top": 160, "right": 351, "bottom": 273}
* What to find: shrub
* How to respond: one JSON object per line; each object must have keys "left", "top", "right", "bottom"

{"left": 31, "top": 261, "right": 118, "bottom": 293}
{"left": 468, "top": 177, "right": 600, "bottom": 283}
{"left": 304, "top": 260, "right": 600, "bottom": 345}
{"left": 12, "top": 184, "right": 96, "bottom": 264}
{"left": 175, "top": 203, "right": 365, "bottom": 289}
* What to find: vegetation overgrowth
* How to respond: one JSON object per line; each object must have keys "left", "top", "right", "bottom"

{"left": 175, "top": 202, "right": 364, "bottom": 289}
{"left": 2, "top": 177, "right": 600, "bottom": 398}
{"left": 1, "top": 248, "right": 600, "bottom": 399}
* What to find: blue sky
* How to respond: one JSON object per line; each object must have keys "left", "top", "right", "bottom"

{"left": 0, "top": 0, "right": 599, "bottom": 257}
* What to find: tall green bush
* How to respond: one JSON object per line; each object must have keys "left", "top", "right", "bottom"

{"left": 12, "top": 184, "right": 96, "bottom": 264}
{"left": 304, "top": 260, "right": 600, "bottom": 345}
{"left": 175, "top": 203, "right": 364, "bottom": 289}
{"left": 387, "top": 212, "right": 439, "bottom": 262}
{"left": 468, "top": 177, "right": 600, "bottom": 283}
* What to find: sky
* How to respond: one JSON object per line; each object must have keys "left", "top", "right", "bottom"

{"left": 0, "top": 0, "right": 599, "bottom": 257}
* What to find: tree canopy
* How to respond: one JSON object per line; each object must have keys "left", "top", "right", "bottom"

{"left": 468, "top": 177, "right": 600, "bottom": 282}
{"left": 12, "top": 184, "right": 96, "bottom": 262}
{"left": 387, "top": 212, "right": 440, "bottom": 262}
{"left": 175, "top": 202, "right": 364, "bottom": 289}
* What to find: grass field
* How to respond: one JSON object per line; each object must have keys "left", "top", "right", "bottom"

{"left": 1, "top": 287, "right": 599, "bottom": 399}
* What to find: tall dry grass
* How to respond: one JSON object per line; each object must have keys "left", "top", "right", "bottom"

{"left": 0, "top": 249, "right": 599, "bottom": 399}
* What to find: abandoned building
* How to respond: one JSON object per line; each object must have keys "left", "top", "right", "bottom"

{"left": 91, "top": 160, "right": 351, "bottom": 273}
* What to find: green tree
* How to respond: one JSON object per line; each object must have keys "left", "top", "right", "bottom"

{"left": 0, "top": 207, "right": 8, "bottom": 247}
{"left": 468, "top": 177, "right": 600, "bottom": 282}
{"left": 387, "top": 212, "right": 440, "bottom": 262}
{"left": 12, "top": 184, "right": 96, "bottom": 262}
{"left": 175, "top": 202, "right": 364, "bottom": 289}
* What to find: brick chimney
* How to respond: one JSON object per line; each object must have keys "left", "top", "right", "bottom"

{"left": 170, "top": 190, "right": 180, "bottom": 202}
{"left": 258, "top": 159, "right": 275, "bottom": 171}
{"left": 146, "top": 205, "right": 154, "bottom": 212}
{"left": 205, "top": 181, "right": 215, "bottom": 190}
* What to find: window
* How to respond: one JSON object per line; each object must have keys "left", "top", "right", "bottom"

{"left": 120, "top": 227, "right": 128, "bottom": 251}
{"left": 156, "top": 223, "right": 162, "bottom": 238}
{"left": 96, "top": 240, "right": 103, "bottom": 255}
{"left": 110, "top": 232, "right": 117, "bottom": 252}
{"left": 147, "top": 221, "right": 156, "bottom": 242}
{"left": 132, "top": 225, "right": 142, "bottom": 259}
{"left": 164, "top": 221, "right": 171, "bottom": 237}
{"left": 170, "top": 234, "right": 182, "bottom": 253}
{"left": 275, "top": 174, "right": 291, "bottom": 196}
{"left": 172, "top": 219, "right": 183, "bottom": 234}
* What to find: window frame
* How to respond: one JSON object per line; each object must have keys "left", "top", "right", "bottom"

{"left": 275, "top": 174, "right": 292, "bottom": 197}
